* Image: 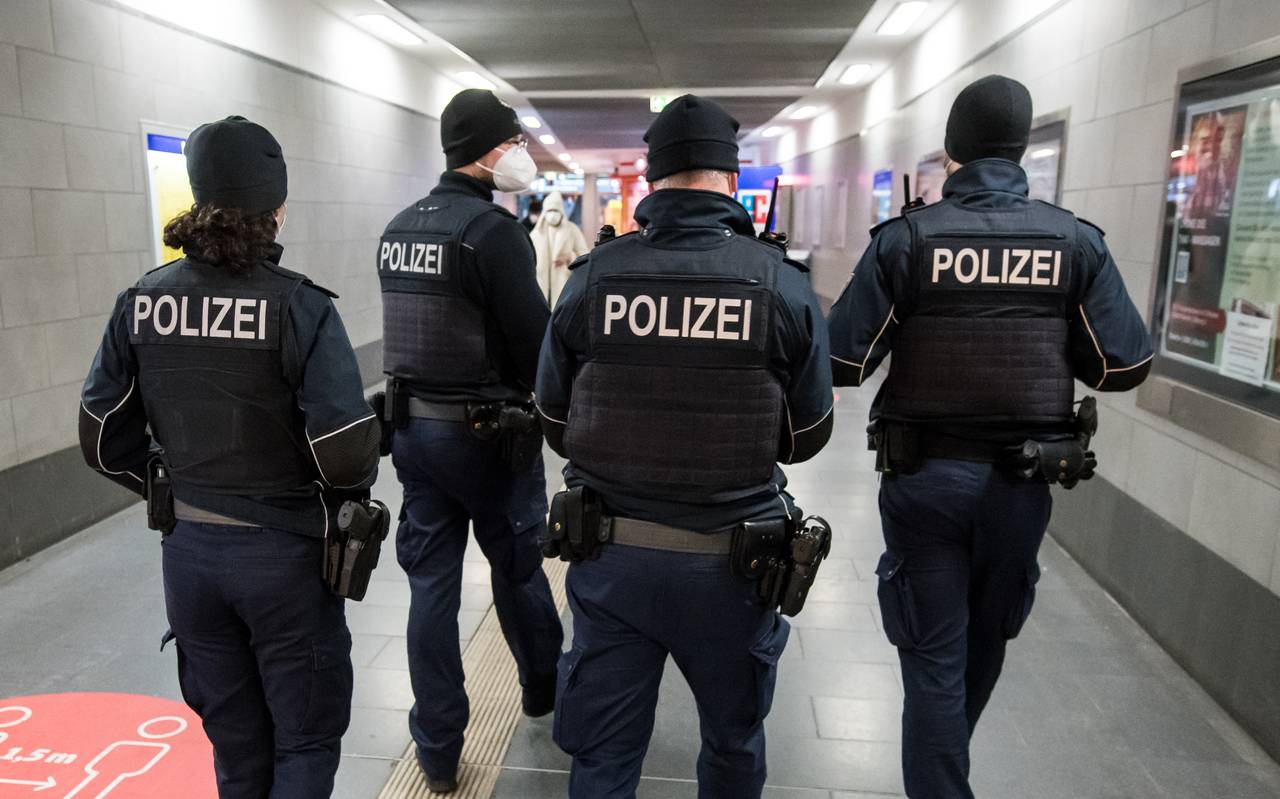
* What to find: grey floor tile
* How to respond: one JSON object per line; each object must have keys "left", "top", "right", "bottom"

{"left": 332, "top": 755, "right": 396, "bottom": 799}
{"left": 787, "top": 601, "right": 879, "bottom": 632}
{"left": 813, "top": 696, "right": 901, "bottom": 742}
{"left": 351, "top": 633, "right": 393, "bottom": 668}
{"left": 492, "top": 767, "right": 570, "bottom": 798}
{"left": 797, "top": 628, "right": 897, "bottom": 664}
{"left": 370, "top": 637, "right": 410, "bottom": 670}
{"left": 344, "top": 705, "right": 411, "bottom": 758}
{"left": 351, "top": 666, "right": 415, "bottom": 711}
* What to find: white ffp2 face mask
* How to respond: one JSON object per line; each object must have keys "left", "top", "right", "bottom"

{"left": 479, "top": 145, "right": 537, "bottom": 192}
{"left": 543, "top": 210, "right": 563, "bottom": 226}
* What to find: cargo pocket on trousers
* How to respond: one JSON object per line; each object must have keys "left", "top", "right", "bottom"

{"left": 301, "top": 637, "right": 353, "bottom": 736}
{"left": 552, "top": 646, "right": 585, "bottom": 754}
{"left": 173, "top": 641, "right": 205, "bottom": 717}
{"left": 748, "top": 614, "right": 791, "bottom": 727}
{"left": 1002, "top": 563, "right": 1042, "bottom": 640}
{"left": 876, "top": 552, "right": 919, "bottom": 650}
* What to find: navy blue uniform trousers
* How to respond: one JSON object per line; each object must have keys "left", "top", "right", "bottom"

{"left": 555, "top": 544, "right": 791, "bottom": 799}
{"left": 875, "top": 459, "right": 1050, "bottom": 799}
{"left": 392, "top": 418, "right": 563, "bottom": 780}
{"left": 162, "top": 521, "right": 352, "bottom": 799}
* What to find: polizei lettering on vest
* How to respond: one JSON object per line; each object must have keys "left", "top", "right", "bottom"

{"left": 133, "top": 294, "right": 269, "bottom": 341}
{"left": 930, "top": 246, "right": 1062, "bottom": 286}
{"left": 602, "top": 293, "right": 753, "bottom": 341}
{"left": 380, "top": 239, "right": 445, "bottom": 275}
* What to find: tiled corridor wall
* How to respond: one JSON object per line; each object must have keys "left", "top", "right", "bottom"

{"left": 0, "top": 0, "right": 444, "bottom": 566}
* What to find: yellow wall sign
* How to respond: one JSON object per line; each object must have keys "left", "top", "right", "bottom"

{"left": 145, "top": 133, "right": 194, "bottom": 264}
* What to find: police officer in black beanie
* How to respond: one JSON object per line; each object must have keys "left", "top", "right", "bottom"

{"left": 376, "top": 88, "right": 563, "bottom": 794}
{"left": 536, "top": 94, "right": 834, "bottom": 798}
{"left": 828, "top": 75, "right": 1153, "bottom": 798}
{"left": 80, "top": 115, "right": 380, "bottom": 798}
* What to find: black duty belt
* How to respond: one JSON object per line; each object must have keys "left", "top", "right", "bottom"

{"left": 919, "top": 434, "right": 1009, "bottom": 463}
{"left": 407, "top": 397, "right": 468, "bottom": 422}
{"left": 607, "top": 517, "right": 734, "bottom": 555}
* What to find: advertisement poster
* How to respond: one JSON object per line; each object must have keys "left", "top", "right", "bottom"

{"left": 145, "top": 133, "right": 195, "bottom": 264}
{"left": 1162, "top": 88, "right": 1280, "bottom": 390}
{"left": 915, "top": 152, "right": 947, "bottom": 204}
{"left": 872, "top": 169, "right": 893, "bottom": 224}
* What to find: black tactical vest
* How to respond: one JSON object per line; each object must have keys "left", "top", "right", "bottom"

{"left": 128, "top": 259, "right": 318, "bottom": 494}
{"left": 565, "top": 233, "right": 785, "bottom": 500}
{"left": 882, "top": 199, "right": 1081, "bottom": 425}
{"left": 378, "top": 195, "right": 501, "bottom": 389}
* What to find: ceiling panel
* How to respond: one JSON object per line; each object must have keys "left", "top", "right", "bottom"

{"left": 534, "top": 95, "right": 802, "bottom": 151}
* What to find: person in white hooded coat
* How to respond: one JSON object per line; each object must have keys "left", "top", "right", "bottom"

{"left": 530, "top": 191, "right": 590, "bottom": 306}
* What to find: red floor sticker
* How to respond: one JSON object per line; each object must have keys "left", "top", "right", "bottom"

{"left": 0, "top": 693, "right": 215, "bottom": 797}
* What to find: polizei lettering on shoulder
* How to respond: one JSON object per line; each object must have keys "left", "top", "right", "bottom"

{"left": 928, "top": 245, "right": 1066, "bottom": 288}
{"left": 379, "top": 237, "right": 446, "bottom": 277}
{"left": 128, "top": 288, "right": 279, "bottom": 350}
{"left": 600, "top": 293, "right": 753, "bottom": 341}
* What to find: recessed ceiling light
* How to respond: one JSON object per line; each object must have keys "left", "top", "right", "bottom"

{"left": 839, "top": 63, "right": 872, "bottom": 85}
{"left": 789, "top": 106, "right": 820, "bottom": 120}
{"left": 877, "top": 1, "right": 929, "bottom": 36}
{"left": 356, "top": 15, "right": 422, "bottom": 46}
{"left": 569, "top": 161, "right": 580, "bottom": 169}
{"left": 538, "top": 134, "right": 556, "bottom": 145}
{"left": 455, "top": 70, "right": 495, "bottom": 91}
{"left": 558, "top": 153, "right": 572, "bottom": 162}
{"left": 573, "top": 168, "right": 584, "bottom": 175}
{"left": 521, "top": 116, "right": 542, "bottom": 129}
{"left": 635, "top": 156, "right": 648, "bottom": 171}
{"left": 1029, "top": 147, "right": 1057, "bottom": 160}
{"left": 762, "top": 126, "right": 786, "bottom": 138}
{"left": 1171, "top": 148, "right": 1187, "bottom": 158}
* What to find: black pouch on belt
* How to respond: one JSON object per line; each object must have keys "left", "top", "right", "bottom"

{"left": 498, "top": 402, "right": 544, "bottom": 472}
{"left": 324, "top": 499, "right": 391, "bottom": 600}
{"left": 545, "top": 486, "right": 605, "bottom": 562}
{"left": 145, "top": 455, "right": 176, "bottom": 536}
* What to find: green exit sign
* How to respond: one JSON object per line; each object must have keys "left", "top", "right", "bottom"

{"left": 649, "top": 95, "right": 675, "bottom": 113}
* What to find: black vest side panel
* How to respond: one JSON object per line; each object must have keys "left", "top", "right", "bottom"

{"left": 564, "top": 236, "right": 784, "bottom": 499}
{"left": 379, "top": 196, "right": 495, "bottom": 387}
{"left": 883, "top": 201, "right": 1078, "bottom": 424}
{"left": 129, "top": 264, "right": 316, "bottom": 493}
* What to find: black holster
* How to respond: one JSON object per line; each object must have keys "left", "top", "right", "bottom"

{"left": 543, "top": 486, "right": 607, "bottom": 562}
{"left": 145, "top": 455, "right": 176, "bottom": 536}
{"left": 868, "top": 420, "right": 922, "bottom": 474}
{"left": 323, "top": 499, "right": 390, "bottom": 600}
{"left": 373, "top": 379, "right": 409, "bottom": 456}
{"left": 467, "top": 401, "right": 544, "bottom": 472}
{"left": 1007, "top": 397, "right": 1100, "bottom": 489}
{"left": 731, "top": 512, "right": 833, "bottom": 617}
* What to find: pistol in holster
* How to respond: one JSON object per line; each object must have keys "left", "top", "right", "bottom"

{"left": 466, "top": 400, "right": 544, "bottom": 472}
{"left": 1007, "top": 396, "right": 1099, "bottom": 489}
{"left": 145, "top": 454, "right": 176, "bottom": 536}
{"left": 868, "top": 420, "right": 922, "bottom": 475}
{"left": 730, "top": 512, "right": 833, "bottom": 617}
{"left": 323, "top": 498, "right": 391, "bottom": 600}
{"left": 543, "top": 486, "right": 609, "bottom": 563}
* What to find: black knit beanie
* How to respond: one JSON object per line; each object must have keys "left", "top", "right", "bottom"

{"left": 441, "top": 89, "right": 522, "bottom": 169}
{"left": 944, "top": 75, "right": 1033, "bottom": 164}
{"left": 185, "top": 116, "right": 287, "bottom": 215}
{"left": 644, "top": 95, "right": 740, "bottom": 182}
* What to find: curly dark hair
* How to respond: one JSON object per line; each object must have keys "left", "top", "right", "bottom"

{"left": 162, "top": 204, "right": 278, "bottom": 274}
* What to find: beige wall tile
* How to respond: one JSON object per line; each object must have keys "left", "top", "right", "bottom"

{"left": 0, "top": 255, "right": 78, "bottom": 327}
{"left": 45, "top": 313, "right": 106, "bottom": 386}
{"left": 11, "top": 381, "right": 79, "bottom": 461}
{"left": 1111, "top": 101, "right": 1175, "bottom": 188}
{"left": 17, "top": 48, "right": 94, "bottom": 126}
{"left": 0, "top": 324, "right": 51, "bottom": 397}
{"left": 0, "top": 188, "right": 36, "bottom": 258}
{"left": 0, "top": 116, "right": 67, "bottom": 189}
{"left": 1214, "top": 0, "right": 1280, "bottom": 57}
{"left": 1096, "top": 31, "right": 1153, "bottom": 118}
{"left": 92, "top": 67, "right": 156, "bottom": 134}
{"left": 64, "top": 127, "right": 134, "bottom": 192}
{"left": 0, "top": 399, "right": 16, "bottom": 470}
{"left": 1126, "top": 421, "right": 1197, "bottom": 531}
{"left": 33, "top": 189, "right": 107, "bottom": 255}
{"left": 103, "top": 193, "right": 148, "bottom": 252}
{"left": 0, "top": 43, "right": 20, "bottom": 116}
{"left": 51, "top": 0, "right": 121, "bottom": 70}
{"left": 1144, "top": 2, "right": 1216, "bottom": 104}
{"left": 75, "top": 251, "right": 136, "bottom": 315}
{"left": 1187, "top": 453, "right": 1280, "bottom": 587}
{"left": 0, "top": 0, "right": 53, "bottom": 52}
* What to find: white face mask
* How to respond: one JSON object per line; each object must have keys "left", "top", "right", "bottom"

{"left": 479, "top": 144, "right": 537, "bottom": 192}
{"left": 543, "top": 210, "right": 563, "bottom": 226}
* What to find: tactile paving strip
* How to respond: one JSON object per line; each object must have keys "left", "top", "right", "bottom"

{"left": 377, "top": 558, "right": 569, "bottom": 799}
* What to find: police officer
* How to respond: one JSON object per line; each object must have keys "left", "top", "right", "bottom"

{"left": 827, "top": 76, "right": 1154, "bottom": 799}
{"left": 80, "top": 116, "right": 380, "bottom": 798}
{"left": 377, "top": 89, "right": 564, "bottom": 794}
{"left": 536, "top": 95, "right": 835, "bottom": 798}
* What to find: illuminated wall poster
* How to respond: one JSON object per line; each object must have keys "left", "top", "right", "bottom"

{"left": 143, "top": 129, "right": 195, "bottom": 265}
